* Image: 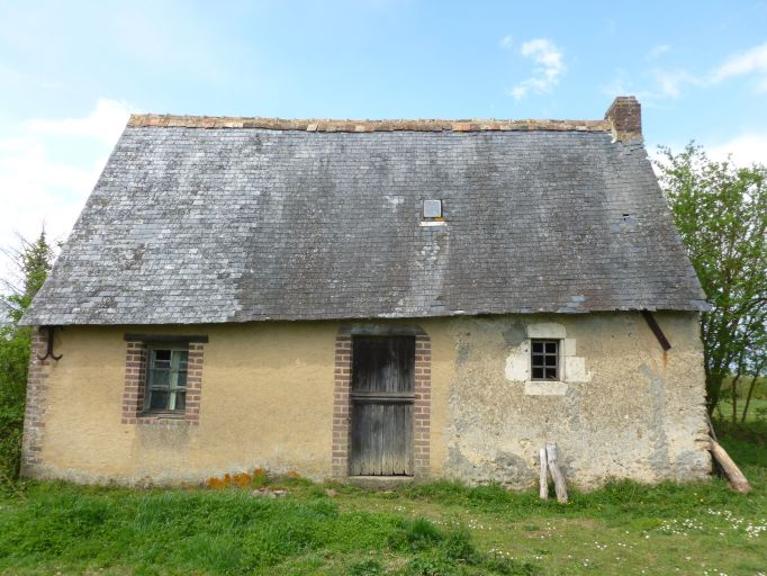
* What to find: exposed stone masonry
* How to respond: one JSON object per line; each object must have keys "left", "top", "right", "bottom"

{"left": 605, "top": 96, "right": 642, "bottom": 142}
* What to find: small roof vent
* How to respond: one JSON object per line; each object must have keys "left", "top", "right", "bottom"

{"left": 423, "top": 199, "right": 443, "bottom": 219}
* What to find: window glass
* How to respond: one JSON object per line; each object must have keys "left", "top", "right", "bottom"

{"left": 146, "top": 348, "right": 189, "bottom": 412}
{"left": 530, "top": 339, "right": 559, "bottom": 381}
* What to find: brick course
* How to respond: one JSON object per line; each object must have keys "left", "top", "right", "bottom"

{"left": 21, "top": 330, "right": 50, "bottom": 475}
{"left": 413, "top": 334, "right": 432, "bottom": 476}
{"left": 331, "top": 335, "right": 352, "bottom": 477}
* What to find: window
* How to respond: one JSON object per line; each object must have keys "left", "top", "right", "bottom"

{"left": 145, "top": 347, "right": 188, "bottom": 412}
{"left": 531, "top": 339, "right": 559, "bottom": 381}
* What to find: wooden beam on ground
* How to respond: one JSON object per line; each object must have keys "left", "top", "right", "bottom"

{"left": 546, "top": 442, "right": 569, "bottom": 504}
{"left": 709, "top": 439, "right": 751, "bottom": 494}
{"left": 539, "top": 447, "right": 549, "bottom": 500}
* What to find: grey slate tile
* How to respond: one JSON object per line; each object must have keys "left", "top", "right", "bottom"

{"left": 22, "top": 127, "right": 708, "bottom": 326}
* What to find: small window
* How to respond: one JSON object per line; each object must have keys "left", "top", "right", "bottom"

{"left": 531, "top": 339, "right": 559, "bottom": 381}
{"left": 145, "top": 347, "right": 188, "bottom": 412}
{"left": 423, "top": 199, "right": 443, "bottom": 219}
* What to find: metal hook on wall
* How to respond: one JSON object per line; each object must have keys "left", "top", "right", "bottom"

{"left": 38, "top": 326, "right": 63, "bottom": 362}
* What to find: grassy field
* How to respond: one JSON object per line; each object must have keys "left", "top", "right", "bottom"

{"left": 1, "top": 425, "right": 765, "bottom": 576}
{"left": 716, "top": 398, "right": 767, "bottom": 424}
{"left": 717, "top": 376, "right": 767, "bottom": 424}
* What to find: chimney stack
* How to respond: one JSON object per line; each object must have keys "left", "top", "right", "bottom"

{"left": 605, "top": 96, "right": 642, "bottom": 142}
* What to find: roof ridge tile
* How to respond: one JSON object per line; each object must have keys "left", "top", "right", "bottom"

{"left": 127, "top": 114, "right": 612, "bottom": 133}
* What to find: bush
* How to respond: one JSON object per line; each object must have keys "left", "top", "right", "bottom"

{"left": 349, "top": 558, "right": 384, "bottom": 576}
{"left": 0, "top": 326, "right": 30, "bottom": 489}
{"left": 388, "top": 517, "right": 443, "bottom": 552}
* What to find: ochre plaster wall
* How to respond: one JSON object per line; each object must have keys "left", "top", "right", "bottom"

{"left": 27, "top": 312, "right": 709, "bottom": 488}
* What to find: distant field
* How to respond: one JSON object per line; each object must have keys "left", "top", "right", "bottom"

{"left": 0, "top": 425, "right": 765, "bottom": 576}
{"left": 717, "top": 398, "right": 767, "bottom": 423}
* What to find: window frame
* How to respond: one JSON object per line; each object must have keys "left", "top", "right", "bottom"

{"left": 142, "top": 344, "right": 190, "bottom": 415}
{"left": 530, "top": 338, "right": 561, "bottom": 381}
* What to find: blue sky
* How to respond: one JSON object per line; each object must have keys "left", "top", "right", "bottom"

{"left": 1, "top": 0, "right": 766, "bottom": 260}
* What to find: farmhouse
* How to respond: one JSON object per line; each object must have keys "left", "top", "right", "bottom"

{"left": 21, "top": 97, "right": 711, "bottom": 488}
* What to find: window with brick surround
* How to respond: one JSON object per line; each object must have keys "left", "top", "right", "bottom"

{"left": 145, "top": 347, "right": 188, "bottom": 413}
{"left": 531, "top": 339, "right": 560, "bottom": 380}
{"left": 122, "top": 335, "right": 206, "bottom": 425}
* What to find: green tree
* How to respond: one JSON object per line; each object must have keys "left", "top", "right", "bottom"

{"left": 656, "top": 144, "right": 767, "bottom": 419}
{"left": 0, "top": 230, "right": 54, "bottom": 485}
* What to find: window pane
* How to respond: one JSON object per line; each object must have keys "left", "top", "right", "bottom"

{"left": 544, "top": 355, "right": 557, "bottom": 366}
{"left": 171, "top": 350, "right": 188, "bottom": 367}
{"left": 146, "top": 348, "right": 190, "bottom": 412}
{"left": 149, "top": 390, "right": 169, "bottom": 410}
{"left": 154, "top": 349, "right": 171, "bottom": 361}
{"left": 532, "top": 366, "right": 544, "bottom": 379}
{"left": 532, "top": 341, "right": 543, "bottom": 354}
{"left": 545, "top": 342, "right": 557, "bottom": 354}
{"left": 545, "top": 367, "right": 557, "bottom": 379}
{"left": 150, "top": 369, "right": 170, "bottom": 388}
{"left": 152, "top": 350, "right": 170, "bottom": 369}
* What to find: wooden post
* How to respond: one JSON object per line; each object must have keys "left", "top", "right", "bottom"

{"left": 709, "top": 440, "right": 751, "bottom": 494}
{"left": 539, "top": 447, "right": 549, "bottom": 500}
{"left": 545, "top": 442, "right": 568, "bottom": 504}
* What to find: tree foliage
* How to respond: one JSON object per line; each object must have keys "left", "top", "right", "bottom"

{"left": 0, "top": 231, "right": 54, "bottom": 485}
{"left": 656, "top": 144, "right": 767, "bottom": 418}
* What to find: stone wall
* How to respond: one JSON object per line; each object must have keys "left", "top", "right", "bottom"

{"left": 439, "top": 312, "right": 710, "bottom": 487}
{"left": 22, "top": 312, "right": 710, "bottom": 488}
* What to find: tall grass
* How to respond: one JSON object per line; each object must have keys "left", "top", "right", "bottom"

{"left": 1, "top": 429, "right": 764, "bottom": 575}
{"left": 0, "top": 482, "right": 537, "bottom": 575}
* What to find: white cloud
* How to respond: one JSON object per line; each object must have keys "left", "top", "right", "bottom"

{"left": 0, "top": 99, "right": 133, "bottom": 276}
{"left": 24, "top": 98, "right": 132, "bottom": 144}
{"left": 646, "top": 44, "right": 671, "bottom": 60}
{"left": 604, "top": 42, "right": 767, "bottom": 104}
{"left": 651, "top": 69, "right": 700, "bottom": 99}
{"left": 711, "top": 42, "right": 767, "bottom": 86}
{"left": 708, "top": 134, "right": 767, "bottom": 167}
{"left": 509, "top": 38, "right": 565, "bottom": 99}
{"left": 499, "top": 35, "right": 513, "bottom": 49}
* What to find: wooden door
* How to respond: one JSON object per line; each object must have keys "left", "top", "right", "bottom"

{"left": 350, "top": 336, "right": 415, "bottom": 476}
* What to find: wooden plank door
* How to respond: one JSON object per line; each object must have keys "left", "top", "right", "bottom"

{"left": 350, "top": 336, "right": 415, "bottom": 476}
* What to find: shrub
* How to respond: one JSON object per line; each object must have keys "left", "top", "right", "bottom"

{"left": 348, "top": 558, "right": 384, "bottom": 576}
{"left": 388, "top": 517, "right": 443, "bottom": 552}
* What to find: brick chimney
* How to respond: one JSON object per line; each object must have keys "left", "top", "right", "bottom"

{"left": 605, "top": 96, "right": 642, "bottom": 142}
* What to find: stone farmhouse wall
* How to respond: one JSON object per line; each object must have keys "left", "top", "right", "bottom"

{"left": 23, "top": 311, "right": 710, "bottom": 488}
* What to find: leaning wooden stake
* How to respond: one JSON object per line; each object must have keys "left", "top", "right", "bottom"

{"left": 539, "top": 448, "right": 549, "bottom": 500}
{"left": 545, "top": 443, "right": 568, "bottom": 504}
{"left": 709, "top": 439, "right": 751, "bottom": 494}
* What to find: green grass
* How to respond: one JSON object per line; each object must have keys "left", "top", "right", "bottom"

{"left": 717, "top": 398, "right": 767, "bottom": 424}
{"left": 718, "top": 375, "right": 767, "bottom": 424}
{"left": 1, "top": 426, "right": 766, "bottom": 575}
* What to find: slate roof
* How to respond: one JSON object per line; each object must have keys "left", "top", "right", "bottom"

{"left": 22, "top": 112, "right": 708, "bottom": 326}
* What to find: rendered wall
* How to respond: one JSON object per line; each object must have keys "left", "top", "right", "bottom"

{"left": 23, "top": 312, "right": 710, "bottom": 487}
